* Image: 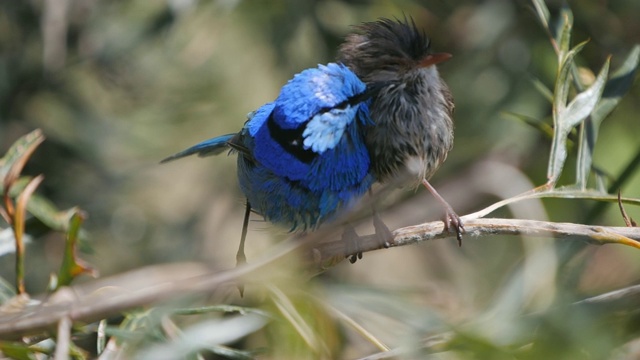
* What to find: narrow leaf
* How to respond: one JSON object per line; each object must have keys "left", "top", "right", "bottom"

{"left": 547, "top": 129, "right": 570, "bottom": 187}
{"left": 530, "top": 76, "right": 554, "bottom": 103}
{"left": 55, "top": 209, "right": 96, "bottom": 289}
{"left": 1, "top": 130, "right": 45, "bottom": 193}
{"left": 467, "top": 186, "right": 640, "bottom": 220}
{"left": 576, "top": 119, "right": 596, "bottom": 190}
{"left": 14, "top": 175, "right": 44, "bottom": 295}
{"left": 25, "top": 195, "right": 80, "bottom": 235}
{"left": 7, "top": 178, "right": 80, "bottom": 232}
{"left": 0, "top": 341, "right": 38, "bottom": 360}
{"left": 172, "top": 305, "right": 271, "bottom": 317}
{"left": 562, "top": 57, "right": 610, "bottom": 128}
{"left": 548, "top": 40, "right": 589, "bottom": 186}
{"left": 137, "top": 315, "right": 265, "bottom": 360}
{"left": 572, "top": 58, "right": 610, "bottom": 188}
{"left": 269, "top": 286, "right": 322, "bottom": 353}
{"left": 555, "top": 6, "right": 574, "bottom": 61}
{"left": 0, "top": 276, "right": 16, "bottom": 304}
{"left": 554, "top": 40, "right": 588, "bottom": 117}
{"left": 531, "top": 0, "right": 550, "bottom": 29}
{"left": 503, "top": 111, "right": 554, "bottom": 139}
{"left": 574, "top": 47, "right": 638, "bottom": 189}
{"left": 97, "top": 319, "right": 107, "bottom": 355}
{"left": 14, "top": 176, "right": 45, "bottom": 244}
{"left": 592, "top": 44, "right": 640, "bottom": 125}
{"left": 1, "top": 130, "right": 45, "bottom": 225}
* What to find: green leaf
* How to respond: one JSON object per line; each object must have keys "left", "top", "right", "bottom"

{"left": 24, "top": 195, "right": 80, "bottom": 232}
{"left": 530, "top": 76, "right": 554, "bottom": 103}
{"left": 593, "top": 45, "right": 640, "bottom": 123}
{"left": 554, "top": 40, "right": 588, "bottom": 117}
{"left": 97, "top": 319, "right": 107, "bottom": 355}
{"left": 576, "top": 119, "right": 597, "bottom": 190}
{"left": 531, "top": 0, "right": 550, "bottom": 29}
{"left": 172, "top": 305, "right": 271, "bottom": 318}
{"left": 6, "top": 176, "right": 80, "bottom": 232}
{"left": 562, "top": 58, "right": 610, "bottom": 129}
{"left": 0, "top": 130, "right": 45, "bottom": 193}
{"left": 14, "top": 175, "right": 44, "bottom": 294}
{"left": 547, "top": 40, "right": 589, "bottom": 186}
{"left": 0, "top": 276, "right": 16, "bottom": 304}
{"left": 1, "top": 130, "right": 81, "bottom": 234}
{"left": 0, "top": 341, "right": 38, "bottom": 360}
{"left": 578, "top": 44, "right": 638, "bottom": 189}
{"left": 555, "top": 6, "right": 574, "bottom": 61}
{"left": 573, "top": 57, "right": 611, "bottom": 188}
{"left": 502, "top": 111, "right": 555, "bottom": 139}
{"left": 55, "top": 210, "right": 96, "bottom": 289}
{"left": 136, "top": 315, "right": 265, "bottom": 360}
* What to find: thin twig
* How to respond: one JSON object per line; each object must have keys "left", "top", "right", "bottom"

{"left": 311, "top": 217, "right": 640, "bottom": 264}
{"left": 54, "top": 316, "right": 72, "bottom": 359}
{"left": 575, "top": 284, "right": 640, "bottom": 305}
{"left": 0, "top": 217, "right": 638, "bottom": 339}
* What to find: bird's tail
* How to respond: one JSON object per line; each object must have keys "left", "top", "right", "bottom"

{"left": 160, "top": 133, "right": 236, "bottom": 163}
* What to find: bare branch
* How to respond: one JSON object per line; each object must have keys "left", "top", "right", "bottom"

{"left": 54, "top": 316, "right": 71, "bottom": 359}
{"left": 618, "top": 191, "right": 638, "bottom": 227}
{"left": 311, "top": 217, "right": 640, "bottom": 264}
{"left": 0, "top": 217, "right": 638, "bottom": 339}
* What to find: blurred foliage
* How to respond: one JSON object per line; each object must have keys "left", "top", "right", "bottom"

{"left": 1, "top": 0, "right": 640, "bottom": 358}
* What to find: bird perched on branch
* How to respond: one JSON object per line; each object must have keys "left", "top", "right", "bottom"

{"left": 162, "top": 63, "right": 380, "bottom": 267}
{"left": 337, "top": 17, "right": 464, "bottom": 243}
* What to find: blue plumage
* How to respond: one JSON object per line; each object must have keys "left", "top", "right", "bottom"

{"left": 159, "top": 134, "right": 235, "bottom": 162}
{"left": 162, "top": 63, "right": 375, "bottom": 231}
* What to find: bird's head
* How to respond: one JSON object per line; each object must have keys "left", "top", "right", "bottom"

{"left": 338, "top": 17, "right": 451, "bottom": 82}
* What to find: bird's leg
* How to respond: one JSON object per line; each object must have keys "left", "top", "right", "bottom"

{"left": 343, "top": 192, "right": 395, "bottom": 263}
{"left": 372, "top": 213, "right": 393, "bottom": 248}
{"left": 236, "top": 200, "right": 251, "bottom": 296}
{"left": 237, "top": 201, "right": 251, "bottom": 267}
{"left": 342, "top": 225, "right": 362, "bottom": 264}
{"left": 421, "top": 179, "right": 464, "bottom": 246}
{"left": 369, "top": 189, "right": 393, "bottom": 248}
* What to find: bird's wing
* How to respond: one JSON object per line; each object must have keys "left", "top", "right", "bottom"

{"left": 273, "top": 63, "right": 366, "bottom": 127}
{"left": 249, "top": 63, "right": 374, "bottom": 184}
{"left": 270, "top": 63, "right": 370, "bottom": 154}
{"left": 160, "top": 133, "right": 235, "bottom": 163}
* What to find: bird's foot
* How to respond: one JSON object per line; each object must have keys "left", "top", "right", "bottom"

{"left": 421, "top": 179, "right": 464, "bottom": 246}
{"left": 373, "top": 213, "right": 394, "bottom": 248}
{"left": 235, "top": 201, "right": 251, "bottom": 297}
{"left": 235, "top": 250, "right": 247, "bottom": 297}
{"left": 442, "top": 208, "right": 464, "bottom": 247}
{"left": 342, "top": 226, "right": 362, "bottom": 263}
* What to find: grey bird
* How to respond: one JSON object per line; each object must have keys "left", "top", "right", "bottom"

{"left": 337, "top": 17, "right": 464, "bottom": 243}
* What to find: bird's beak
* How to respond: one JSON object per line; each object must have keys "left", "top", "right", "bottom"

{"left": 419, "top": 52, "right": 452, "bottom": 67}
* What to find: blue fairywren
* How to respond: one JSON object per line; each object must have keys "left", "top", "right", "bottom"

{"left": 162, "top": 63, "right": 380, "bottom": 267}
{"left": 337, "top": 18, "right": 464, "bottom": 243}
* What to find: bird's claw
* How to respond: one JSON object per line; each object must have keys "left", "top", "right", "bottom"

{"left": 342, "top": 226, "right": 363, "bottom": 263}
{"left": 235, "top": 256, "right": 247, "bottom": 297}
{"left": 443, "top": 210, "right": 464, "bottom": 246}
{"left": 373, "top": 213, "right": 394, "bottom": 248}
{"left": 348, "top": 252, "right": 363, "bottom": 264}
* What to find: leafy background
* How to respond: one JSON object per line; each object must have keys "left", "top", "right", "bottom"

{"left": 1, "top": 0, "right": 639, "bottom": 358}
